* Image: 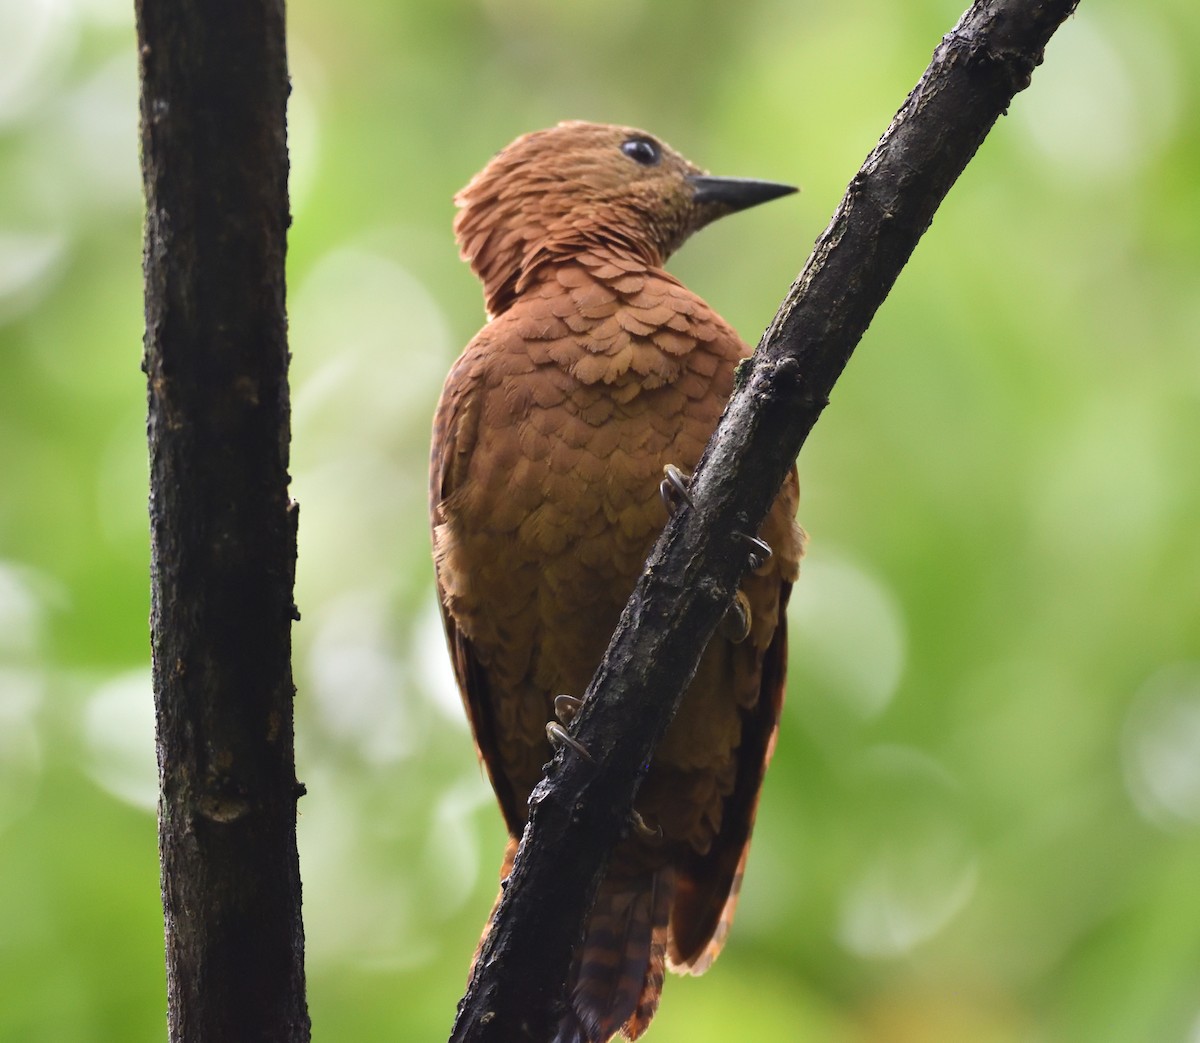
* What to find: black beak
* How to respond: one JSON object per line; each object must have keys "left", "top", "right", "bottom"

{"left": 687, "top": 175, "right": 798, "bottom": 212}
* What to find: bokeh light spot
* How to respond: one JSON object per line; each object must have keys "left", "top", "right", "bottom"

{"left": 0, "top": 560, "right": 50, "bottom": 655}
{"left": 82, "top": 668, "right": 156, "bottom": 812}
{"left": 1123, "top": 662, "right": 1200, "bottom": 831}
{"left": 1018, "top": 10, "right": 1180, "bottom": 182}
{"left": 291, "top": 245, "right": 452, "bottom": 443}
{"left": 0, "top": 233, "right": 66, "bottom": 324}
{"left": 413, "top": 595, "right": 468, "bottom": 729}
{"left": 308, "top": 589, "right": 420, "bottom": 765}
{"left": 837, "top": 746, "right": 977, "bottom": 958}
{"left": 0, "top": 0, "right": 76, "bottom": 127}
{"left": 788, "top": 549, "right": 906, "bottom": 722}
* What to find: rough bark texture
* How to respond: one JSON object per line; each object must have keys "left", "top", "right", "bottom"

{"left": 137, "top": 0, "right": 309, "bottom": 1040}
{"left": 448, "top": 1, "right": 1081, "bottom": 1041}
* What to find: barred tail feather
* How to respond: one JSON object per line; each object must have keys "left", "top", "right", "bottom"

{"left": 672, "top": 843, "right": 749, "bottom": 976}
{"left": 554, "top": 867, "right": 673, "bottom": 1043}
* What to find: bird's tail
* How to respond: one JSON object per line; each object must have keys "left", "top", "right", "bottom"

{"left": 553, "top": 864, "right": 674, "bottom": 1043}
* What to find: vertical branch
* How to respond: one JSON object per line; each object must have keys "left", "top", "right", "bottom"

{"left": 137, "top": 1, "right": 309, "bottom": 1040}
{"left": 448, "top": 0, "right": 1079, "bottom": 1039}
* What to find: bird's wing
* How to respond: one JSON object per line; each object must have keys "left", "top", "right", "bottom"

{"left": 667, "top": 467, "right": 802, "bottom": 972}
{"left": 430, "top": 343, "right": 526, "bottom": 833}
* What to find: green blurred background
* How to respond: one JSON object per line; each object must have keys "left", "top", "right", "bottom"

{"left": 2, "top": 0, "right": 1199, "bottom": 1039}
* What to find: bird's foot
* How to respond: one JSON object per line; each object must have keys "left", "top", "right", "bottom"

{"left": 734, "top": 531, "right": 773, "bottom": 571}
{"left": 546, "top": 695, "right": 592, "bottom": 761}
{"left": 719, "top": 590, "right": 752, "bottom": 643}
{"left": 546, "top": 722, "right": 592, "bottom": 761}
{"left": 661, "top": 465, "right": 770, "bottom": 572}
{"left": 660, "top": 464, "right": 694, "bottom": 517}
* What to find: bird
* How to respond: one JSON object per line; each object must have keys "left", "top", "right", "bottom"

{"left": 430, "top": 121, "right": 804, "bottom": 1042}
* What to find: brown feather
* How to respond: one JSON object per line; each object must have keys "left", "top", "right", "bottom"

{"left": 433, "top": 121, "right": 803, "bottom": 1042}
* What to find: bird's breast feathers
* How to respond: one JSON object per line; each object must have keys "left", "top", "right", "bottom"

{"left": 439, "top": 258, "right": 744, "bottom": 559}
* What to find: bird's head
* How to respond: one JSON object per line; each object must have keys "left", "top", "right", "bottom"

{"left": 454, "top": 121, "right": 796, "bottom": 316}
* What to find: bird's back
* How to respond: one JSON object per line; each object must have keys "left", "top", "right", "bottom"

{"left": 433, "top": 252, "right": 801, "bottom": 1040}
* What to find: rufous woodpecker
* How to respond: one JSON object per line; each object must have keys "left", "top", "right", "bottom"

{"left": 431, "top": 121, "right": 804, "bottom": 1042}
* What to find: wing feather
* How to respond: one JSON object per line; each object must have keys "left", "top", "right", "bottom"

{"left": 431, "top": 345, "right": 527, "bottom": 833}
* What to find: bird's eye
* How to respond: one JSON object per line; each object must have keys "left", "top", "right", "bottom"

{"left": 621, "top": 137, "right": 661, "bottom": 167}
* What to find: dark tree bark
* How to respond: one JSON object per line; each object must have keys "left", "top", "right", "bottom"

{"left": 448, "top": 1, "right": 1081, "bottom": 1041}
{"left": 137, "top": 0, "right": 309, "bottom": 1040}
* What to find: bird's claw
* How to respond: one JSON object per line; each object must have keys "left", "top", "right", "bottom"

{"left": 735, "top": 531, "right": 772, "bottom": 571}
{"left": 629, "top": 808, "right": 662, "bottom": 841}
{"left": 553, "top": 693, "right": 583, "bottom": 725}
{"left": 720, "top": 590, "right": 752, "bottom": 643}
{"left": 546, "top": 721, "right": 593, "bottom": 762}
{"left": 660, "top": 464, "right": 694, "bottom": 517}
{"left": 547, "top": 694, "right": 591, "bottom": 761}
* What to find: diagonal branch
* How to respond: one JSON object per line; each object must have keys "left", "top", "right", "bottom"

{"left": 448, "top": 1, "right": 1080, "bottom": 1040}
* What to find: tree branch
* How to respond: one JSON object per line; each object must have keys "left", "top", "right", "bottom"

{"left": 138, "top": 0, "right": 310, "bottom": 1039}
{"left": 448, "top": 1, "right": 1080, "bottom": 1040}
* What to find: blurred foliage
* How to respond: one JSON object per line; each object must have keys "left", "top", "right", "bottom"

{"left": 2, "top": 0, "right": 1199, "bottom": 1040}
